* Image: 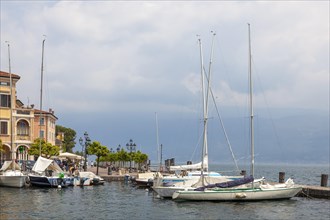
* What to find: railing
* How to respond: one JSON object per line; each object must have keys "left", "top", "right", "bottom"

{"left": 16, "top": 135, "right": 31, "bottom": 141}
{"left": 16, "top": 110, "right": 31, "bottom": 115}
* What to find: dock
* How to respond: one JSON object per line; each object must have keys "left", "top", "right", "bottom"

{"left": 297, "top": 185, "right": 330, "bottom": 199}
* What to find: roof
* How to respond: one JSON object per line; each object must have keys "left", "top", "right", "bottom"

{"left": 0, "top": 71, "right": 21, "bottom": 80}
{"left": 34, "top": 109, "right": 58, "bottom": 120}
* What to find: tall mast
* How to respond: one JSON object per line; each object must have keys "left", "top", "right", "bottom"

{"left": 198, "top": 37, "right": 207, "bottom": 181}
{"left": 155, "top": 112, "right": 160, "bottom": 171}
{"left": 248, "top": 23, "right": 255, "bottom": 181}
{"left": 6, "top": 41, "right": 14, "bottom": 168}
{"left": 39, "top": 38, "right": 46, "bottom": 156}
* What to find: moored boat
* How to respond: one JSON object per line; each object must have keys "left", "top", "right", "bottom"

{"left": 0, "top": 161, "right": 27, "bottom": 188}
{"left": 172, "top": 24, "right": 302, "bottom": 201}
{"left": 28, "top": 156, "right": 69, "bottom": 188}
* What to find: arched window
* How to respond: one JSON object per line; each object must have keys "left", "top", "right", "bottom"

{"left": 17, "top": 120, "right": 29, "bottom": 136}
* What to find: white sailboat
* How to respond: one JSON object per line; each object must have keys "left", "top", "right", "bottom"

{"left": 0, "top": 42, "right": 27, "bottom": 188}
{"left": 27, "top": 38, "right": 69, "bottom": 188}
{"left": 0, "top": 161, "right": 27, "bottom": 188}
{"left": 172, "top": 24, "right": 302, "bottom": 201}
{"left": 153, "top": 34, "right": 241, "bottom": 198}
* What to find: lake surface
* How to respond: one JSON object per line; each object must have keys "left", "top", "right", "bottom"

{"left": 1, "top": 164, "right": 329, "bottom": 220}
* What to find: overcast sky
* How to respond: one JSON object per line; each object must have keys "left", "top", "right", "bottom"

{"left": 1, "top": 1, "right": 329, "bottom": 165}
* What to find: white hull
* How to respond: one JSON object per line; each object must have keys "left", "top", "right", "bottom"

{"left": 172, "top": 186, "right": 302, "bottom": 201}
{"left": 153, "top": 186, "right": 195, "bottom": 198}
{"left": 153, "top": 175, "right": 243, "bottom": 198}
{"left": 0, "top": 174, "right": 26, "bottom": 188}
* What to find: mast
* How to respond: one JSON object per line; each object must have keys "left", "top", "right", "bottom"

{"left": 39, "top": 38, "right": 46, "bottom": 156}
{"left": 248, "top": 23, "right": 255, "bottom": 181}
{"left": 198, "top": 37, "right": 207, "bottom": 182}
{"left": 155, "top": 112, "right": 160, "bottom": 171}
{"left": 6, "top": 41, "right": 14, "bottom": 169}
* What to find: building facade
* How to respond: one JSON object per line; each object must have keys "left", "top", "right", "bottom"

{"left": 0, "top": 71, "right": 57, "bottom": 162}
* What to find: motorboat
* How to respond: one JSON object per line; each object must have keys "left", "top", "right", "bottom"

{"left": 28, "top": 156, "right": 69, "bottom": 188}
{"left": 0, "top": 161, "right": 27, "bottom": 188}
{"left": 70, "top": 171, "right": 105, "bottom": 186}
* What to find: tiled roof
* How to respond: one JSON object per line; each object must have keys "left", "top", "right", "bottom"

{"left": 0, "top": 70, "right": 21, "bottom": 79}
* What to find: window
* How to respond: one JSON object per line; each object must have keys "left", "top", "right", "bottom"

{"left": 17, "top": 120, "right": 29, "bottom": 136}
{"left": 40, "top": 130, "right": 44, "bottom": 138}
{"left": 0, "top": 121, "right": 8, "bottom": 135}
{"left": 40, "top": 117, "right": 45, "bottom": 125}
{"left": 0, "top": 81, "right": 10, "bottom": 86}
{"left": 0, "top": 94, "right": 11, "bottom": 108}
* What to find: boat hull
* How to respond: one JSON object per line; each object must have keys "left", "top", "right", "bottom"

{"left": 29, "top": 175, "right": 68, "bottom": 187}
{"left": 153, "top": 186, "right": 195, "bottom": 198}
{"left": 172, "top": 186, "right": 302, "bottom": 201}
{"left": 135, "top": 178, "right": 153, "bottom": 187}
{"left": 0, "top": 175, "right": 26, "bottom": 188}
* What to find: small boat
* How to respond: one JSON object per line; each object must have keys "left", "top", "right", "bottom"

{"left": 71, "top": 171, "right": 105, "bottom": 186}
{"left": 28, "top": 156, "right": 69, "bottom": 188}
{"left": 0, "top": 161, "right": 27, "bottom": 188}
{"left": 133, "top": 172, "right": 155, "bottom": 188}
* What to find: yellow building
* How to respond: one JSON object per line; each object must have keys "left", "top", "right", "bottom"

{"left": 0, "top": 70, "right": 57, "bottom": 162}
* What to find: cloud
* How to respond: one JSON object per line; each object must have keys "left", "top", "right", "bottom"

{"left": 1, "top": 1, "right": 328, "bottom": 163}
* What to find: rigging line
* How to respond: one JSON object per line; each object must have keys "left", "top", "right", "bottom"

{"left": 251, "top": 57, "right": 283, "bottom": 150}
{"left": 202, "top": 62, "right": 240, "bottom": 172}
{"left": 210, "top": 85, "right": 240, "bottom": 172}
{"left": 189, "top": 129, "right": 204, "bottom": 162}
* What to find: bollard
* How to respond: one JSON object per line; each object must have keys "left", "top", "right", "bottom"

{"left": 108, "top": 167, "right": 112, "bottom": 175}
{"left": 321, "top": 174, "right": 328, "bottom": 187}
{"left": 279, "top": 172, "right": 285, "bottom": 183}
{"left": 240, "top": 170, "right": 246, "bottom": 176}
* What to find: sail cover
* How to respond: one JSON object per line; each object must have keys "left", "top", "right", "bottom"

{"left": 169, "top": 156, "right": 208, "bottom": 171}
{"left": 32, "top": 156, "right": 63, "bottom": 173}
{"left": 194, "top": 175, "right": 254, "bottom": 191}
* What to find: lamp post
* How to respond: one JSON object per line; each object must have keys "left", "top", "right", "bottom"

{"left": 126, "top": 139, "right": 136, "bottom": 172}
{"left": 79, "top": 132, "right": 91, "bottom": 171}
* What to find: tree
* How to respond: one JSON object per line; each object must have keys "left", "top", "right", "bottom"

{"left": 117, "top": 149, "right": 129, "bottom": 169}
{"left": 0, "top": 139, "right": 3, "bottom": 153}
{"left": 87, "top": 141, "right": 110, "bottom": 175}
{"left": 28, "top": 138, "right": 60, "bottom": 159}
{"left": 56, "top": 125, "right": 76, "bottom": 152}
{"left": 133, "top": 151, "right": 148, "bottom": 170}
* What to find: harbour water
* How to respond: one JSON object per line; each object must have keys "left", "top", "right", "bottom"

{"left": 1, "top": 164, "right": 329, "bottom": 220}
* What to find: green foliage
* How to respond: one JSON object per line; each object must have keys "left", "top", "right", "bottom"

{"left": 0, "top": 139, "right": 3, "bottom": 152}
{"left": 133, "top": 150, "right": 148, "bottom": 164}
{"left": 56, "top": 125, "right": 76, "bottom": 152}
{"left": 102, "top": 148, "right": 149, "bottom": 171}
{"left": 87, "top": 141, "right": 110, "bottom": 158}
{"left": 87, "top": 141, "right": 110, "bottom": 175}
{"left": 28, "top": 138, "right": 60, "bottom": 159}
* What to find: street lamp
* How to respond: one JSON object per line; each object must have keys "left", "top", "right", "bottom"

{"left": 126, "top": 139, "right": 136, "bottom": 172}
{"left": 79, "top": 131, "right": 91, "bottom": 171}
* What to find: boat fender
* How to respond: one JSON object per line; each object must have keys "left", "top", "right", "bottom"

{"left": 235, "top": 193, "right": 246, "bottom": 198}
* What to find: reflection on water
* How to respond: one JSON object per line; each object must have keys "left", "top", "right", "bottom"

{"left": 1, "top": 163, "right": 330, "bottom": 220}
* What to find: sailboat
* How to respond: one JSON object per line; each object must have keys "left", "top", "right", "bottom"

{"left": 172, "top": 24, "right": 302, "bottom": 201}
{"left": 0, "top": 42, "right": 27, "bottom": 188}
{"left": 153, "top": 33, "right": 242, "bottom": 198}
{"left": 27, "top": 38, "right": 69, "bottom": 188}
{"left": 0, "top": 161, "right": 27, "bottom": 188}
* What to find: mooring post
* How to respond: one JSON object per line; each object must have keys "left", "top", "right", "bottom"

{"left": 321, "top": 174, "right": 328, "bottom": 187}
{"left": 240, "top": 170, "right": 246, "bottom": 176}
{"left": 279, "top": 172, "right": 285, "bottom": 183}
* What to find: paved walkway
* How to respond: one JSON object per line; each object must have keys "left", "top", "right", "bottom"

{"left": 86, "top": 166, "right": 138, "bottom": 177}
